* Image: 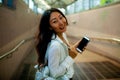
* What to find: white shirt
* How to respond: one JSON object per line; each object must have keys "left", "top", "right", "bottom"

{"left": 45, "top": 33, "right": 74, "bottom": 80}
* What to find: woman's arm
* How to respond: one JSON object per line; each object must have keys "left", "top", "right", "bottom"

{"left": 47, "top": 41, "right": 74, "bottom": 78}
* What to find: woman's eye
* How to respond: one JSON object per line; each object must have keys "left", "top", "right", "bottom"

{"left": 52, "top": 20, "right": 57, "bottom": 23}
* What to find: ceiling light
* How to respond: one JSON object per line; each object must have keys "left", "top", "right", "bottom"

{"left": 38, "top": 0, "right": 51, "bottom": 9}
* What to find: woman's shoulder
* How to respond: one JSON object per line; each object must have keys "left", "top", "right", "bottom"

{"left": 50, "top": 33, "right": 67, "bottom": 47}
{"left": 50, "top": 39, "right": 61, "bottom": 46}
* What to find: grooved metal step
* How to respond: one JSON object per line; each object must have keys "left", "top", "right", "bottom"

{"left": 73, "top": 61, "right": 120, "bottom": 80}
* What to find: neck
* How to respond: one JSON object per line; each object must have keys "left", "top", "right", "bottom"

{"left": 57, "top": 33, "right": 69, "bottom": 46}
{"left": 57, "top": 33, "right": 63, "bottom": 39}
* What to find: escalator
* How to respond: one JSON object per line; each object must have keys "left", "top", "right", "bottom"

{"left": 12, "top": 36, "right": 120, "bottom": 80}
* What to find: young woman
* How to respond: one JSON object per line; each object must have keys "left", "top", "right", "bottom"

{"left": 36, "top": 8, "right": 79, "bottom": 80}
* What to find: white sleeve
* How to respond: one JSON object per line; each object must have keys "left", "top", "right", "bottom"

{"left": 47, "top": 42, "right": 74, "bottom": 78}
{"left": 61, "top": 56, "right": 74, "bottom": 69}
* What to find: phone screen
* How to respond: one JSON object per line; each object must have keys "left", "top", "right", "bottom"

{"left": 76, "top": 36, "right": 90, "bottom": 53}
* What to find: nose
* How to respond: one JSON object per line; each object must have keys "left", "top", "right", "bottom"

{"left": 58, "top": 20, "right": 64, "bottom": 26}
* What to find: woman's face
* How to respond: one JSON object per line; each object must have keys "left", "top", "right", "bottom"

{"left": 49, "top": 12, "right": 67, "bottom": 35}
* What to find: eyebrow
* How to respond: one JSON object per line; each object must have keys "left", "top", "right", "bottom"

{"left": 50, "top": 14, "right": 62, "bottom": 22}
{"left": 50, "top": 17, "right": 56, "bottom": 22}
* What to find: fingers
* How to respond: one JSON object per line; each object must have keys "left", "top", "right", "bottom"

{"left": 69, "top": 45, "right": 78, "bottom": 53}
{"left": 68, "top": 46, "right": 78, "bottom": 59}
{"left": 69, "top": 50, "right": 77, "bottom": 59}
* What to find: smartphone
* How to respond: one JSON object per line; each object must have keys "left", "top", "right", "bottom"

{"left": 76, "top": 36, "right": 90, "bottom": 53}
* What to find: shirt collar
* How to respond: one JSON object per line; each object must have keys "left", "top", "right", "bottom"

{"left": 51, "top": 33, "right": 64, "bottom": 44}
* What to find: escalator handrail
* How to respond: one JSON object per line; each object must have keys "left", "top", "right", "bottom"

{"left": 90, "top": 37, "right": 120, "bottom": 44}
{"left": 0, "top": 36, "right": 35, "bottom": 60}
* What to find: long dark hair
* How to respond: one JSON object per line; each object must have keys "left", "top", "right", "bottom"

{"left": 36, "top": 8, "right": 68, "bottom": 65}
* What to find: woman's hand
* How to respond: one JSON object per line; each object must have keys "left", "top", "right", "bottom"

{"left": 68, "top": 40, "right": 81, "bottom": 59}
{"left": 68, "top": 46, "right": 78, "bottom": 59}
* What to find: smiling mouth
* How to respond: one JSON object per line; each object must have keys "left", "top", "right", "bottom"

{"left": 60, "top": 27, "right": 64, "bottom": 30}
